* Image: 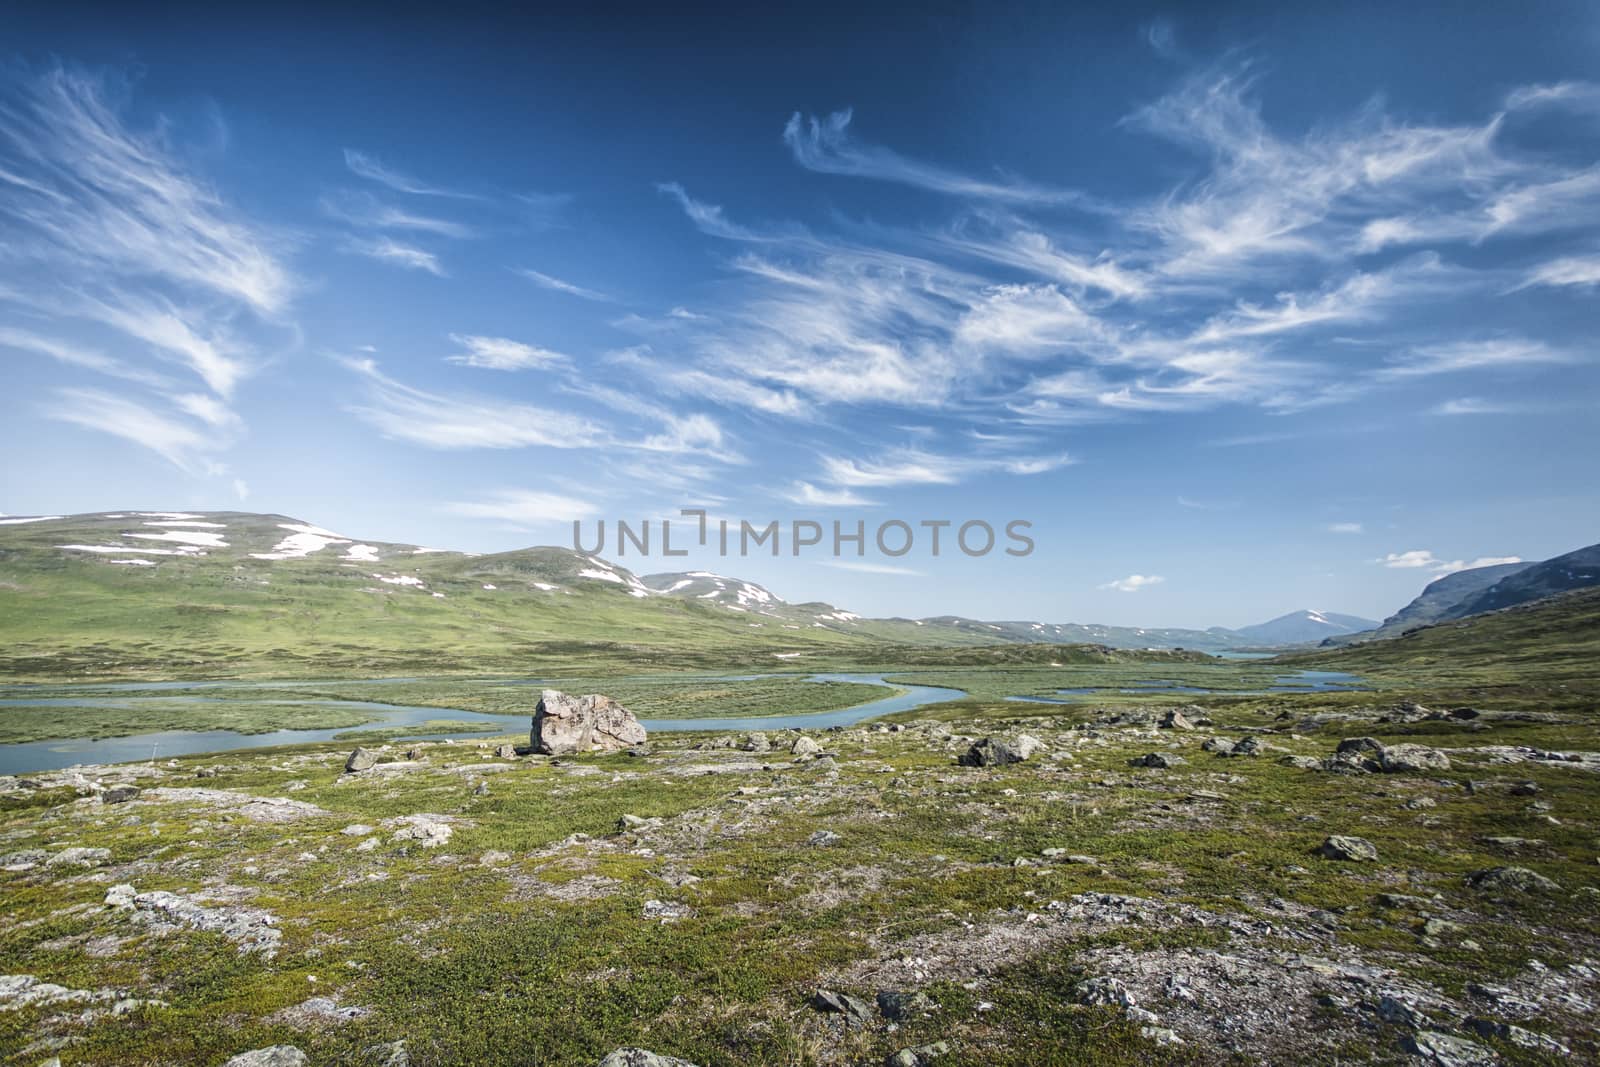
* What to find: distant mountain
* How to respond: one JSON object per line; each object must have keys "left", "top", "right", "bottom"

{"left": 1352, "top": 561, "right": 1535, "bottom": 642}
{"left": 1231, "top": 609, "right": 1379, "bottom": 645}
{"left": 1452, "top": 543, "right": 1600, "bottom": 618}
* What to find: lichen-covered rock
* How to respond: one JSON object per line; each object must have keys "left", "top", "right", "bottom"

{"left": 959, "top": 738, "right": 1020, "bottom": 767}
{"left": 345, "top": 748, "right": 378, "bottom": 773}
{"left": 1467, "top": 866, "right": 1560, "bottom": 893}
{"left": 531, "top": 690, "right": 647, "bottom": 755}
{"left": 791, "top": 735, "right": 823, "bottom": 758}
{"left": 1378, "top": 744, "right": 1452, "bottom": 773}
{"left": 1319, "top": 835, "right": 1378, "bottom": 862}
{"left": 597, "top": 1050, "right": 700, "bottom": 1067}
{"left": 223, "top": 1048, "right": 309, "bottom": 1067}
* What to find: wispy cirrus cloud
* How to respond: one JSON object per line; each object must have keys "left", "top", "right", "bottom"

{"left": 343, "top": 149, "right": 478, "bottom": 199}
{"left": 515, "top": 267, "right": 612, "bottom": 301}
{"left": 782, "top": 482, "right": 878, "bottom": 508}
{"left": 345, "top": 236, "right": 445, "bottom": 275}
{"left": 0, "top": 64, "right": 293, "bottom": 478}
{"left": 343, "top": 357, "right": 606, "bottom": 450}
{"left": 1512, "top": 254, "right": 1600, "bottom": 291}
{"left": 445, "top": 334, "right": 567, "bottom": 371}
{"left": 43, "top": 387, "right": 227, "bottom": 474}
{"left": 1381, "top": 338, "right": 1568, "bottom": 378}
{"left": 784, "top": 109, "right": 1089, "bottom": 206}
{"left": 320, "top": 190, "right": 476, "bottom": 238}
{"left": 819, "top": 559, "right": 925, "bottom": 576}
{"left": 443, "top": 489, "right": 601, "bottom": 527}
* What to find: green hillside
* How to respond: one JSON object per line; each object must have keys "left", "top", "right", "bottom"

{"left": 0, "top": 512, "right": 924, "bottom": 679}
{"left": 1282, "top": 585, "right": 1600, "bottom": 709}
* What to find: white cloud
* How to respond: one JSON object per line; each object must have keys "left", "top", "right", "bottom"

{"left": 445, "top": 334, "right": 568, "bottom": 371}
{"left": 0, "top": 66, "right": 293, "bottom": 314}
{"left": 820, "top": 451, "right": 965, "bottom": 488}
{"left": 1328, "top": 522, "right": 1364, "bottom": 534}
{"left": 0, "top": 326, "right": 172, "bottom": 387}
{"left": 43, "top": 388, "right": 222, "bottom": 473}
{"left": 782, "top": 482, "right": 878, "bottom": 508}
{"left": 1377, "top": 550, "right": 1523, "bottom": 574}
{"left": 443, "top": 489, "right": 600, "bottom": 527}
{"left": 321, "top": 190, "right": 475, "bottom": 238}
{"left": 783, "top": 109, "right": 1086, "bottom": 206}
{"left": 818, "top": 560, "right": 925, "bottom": 576}
{"left": 347, "top": 237, "right": 445, "bottom": 275}
{"left": 1378, "top": 550, "right": 1443, "bottom": 568}
{"left": 1382, "top": 339, "right": 1567, "bottom": 378}
{"left": 515, "top": 268, "right": 611, "bottom": 301}
{"left": 1100, "top": 574, "right": 1165, "bottom": 593}
{"left": 1513, "top": 254, "right": 1600, "bottom": 291}
{"left": 343, "top": 358, "right": 607, "bottom": 450}
{"left": 1428, "top": 397, "right": 1519, "bottom": 416}
{"left": 343, "top": 149, "right": 477, "bottom": 199}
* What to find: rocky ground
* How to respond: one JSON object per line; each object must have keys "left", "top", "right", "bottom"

{"left": 2, "top": 697, "right": 1598, "bottom": 1066}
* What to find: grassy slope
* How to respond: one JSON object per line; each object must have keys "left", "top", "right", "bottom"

{"left": 1281, "top": 586, "right": 1600, "bottom": 711}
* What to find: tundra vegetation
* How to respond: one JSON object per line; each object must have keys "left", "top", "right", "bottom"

{"left": 1, "top": 592, "right": 1597, "bottom": 1064}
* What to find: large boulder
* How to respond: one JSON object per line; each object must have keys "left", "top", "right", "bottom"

{"left": 958, "top": 738, "right": 1020, "bottom": 767}
{"left": 531, "top": 690, "right": 647, "bottom": 755}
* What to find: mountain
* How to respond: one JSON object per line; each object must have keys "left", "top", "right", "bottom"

{"left": 1230, "top": 609, "right": 1379, "bottom": 645}
{"left": 0, "top": 510, "right": 1371, "bottom": 678}
{"left": 1451, "top": 543, "right": 1600, "bottom": 618}
{"left": 1342, "top": 560, "right": 1535, "bottom": 643}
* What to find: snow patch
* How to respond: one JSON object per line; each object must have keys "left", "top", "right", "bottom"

{"left": 142, "top": 520, "right": 226, "bottom": 528}
{"left": 343, "top": 544, "right": 381, "bottom": 562}
{"left": 773, "top": 652, "right": 802, "bottom": 659}
{"left": 108, "top": 559, "right": 157, "bottom": 566}
{"left": 0, "top": 515, "right": 61, "bottom": 525}
{"left": 531, "top": 582, "right": 558, "bottom": 591}
{"left": 60, "top": 544, "right": 199, "bottom": 556}
{"left": 581, "top": 568, "right": 626, "bottom": 584}
{"left": 372, "top": 574, "right": 425, "bottom": 588}
{"left": 250, "top": 524, "right": 351, "bottom": 560}
{"left": 481, "top": 583, "right": 497, "bottom": 591}
{"left": 130, "top": 529, "right": 229, "bottom": 548}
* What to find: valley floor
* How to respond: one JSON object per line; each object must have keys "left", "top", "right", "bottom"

{"left": 2, "top": 682, "right": 1598, "bottom": 1065}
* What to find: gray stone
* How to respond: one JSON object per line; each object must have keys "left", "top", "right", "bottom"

{"left": 1012, "top": 734, "right": 1046, "bottom": 758}
{"left": 222, "top": 1046, "right": 308, "bottom": 1067}
{"left": 1319, "top": 835, "right": 1379, "bottom": 862}
{"left": 959, "top": 738, "right": 1020, "bottom": 767}
{"left": 1466, "top": 1017, "right": 1569, "bottom": 1055}
{"left": 791, "top": 736, "right": 823, "bottom": 758}
{"left": 344, "top": 748, "right": 378, "bottom": 773}
{"left": 876, "top": 988, "right": 935, "bottom": 1020}
{"left": 807, "top": 829, "right": 843, "bottom": 847}
{"left": 1402, "top": 1031, "right": 1496, "bottom": 1066}
{"left": 597, "top": 1051, "right": 700, "bottom": 1067}
{"left": 1379, "top": 744, "right": 1451, "bottom": 773}
{"left": 1130, "top": 752, "right": 1185, "bottom": 769}
{"left": 1467, "top": 866, "right": 1560, "bottom": 893}
{"left": 884, "top": 1042, "right": 950, "bottom": 1067}
{"left": 45, "top": 847, "right": 112, "bottom": 869}
{"left": 531, "top": 690, "right": 647, "bottom": 755}
{"left": 103, "top": 786, "right": 142, "bottom": 804}
{"left": 493, "top": 744, "right": 518, "bottom": 759}
{"left": 741, "top": 732, "right": 771, "bottom": 753}
{"left": 1159, "top": 709, "right": 1195, "bottom": 730}
{"left": 1074, "top": 975, "right": 1136, "bottom": 1007}
{"left": 811, "top": 988, "right": 874, "bottom": 1023}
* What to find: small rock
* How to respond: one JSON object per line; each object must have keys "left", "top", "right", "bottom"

{"left": 791, "top": 736, "right": 823, "bottom": 758}
{"left": 811, "top": 988, "right": 874, "bottom": 1023}
{"left": 807, "top": 829, "right": 843, "bottom": 848}
{"left": 1466, "top": 1017, "right": 1569, "bottom": 1055}
{"left": 1073, "top": 976, "right": 1136, "bottom": 1008}
{"left": 45, "top": 847, "right": 112, "bottom": 869}
{"left": 1379, "top": 744, "right": 1451, "bottom": 773}
{"left": 473, "top": 781, "right": 491, "bottom": 797}
{"left": 1467, "top": 866, "right": 1560, "bottom": 893}
{"left": 884, "top": 1042, "right": 950, "bottom": 1067}
{"left": 103, "top": 786, "right": 142, "bottom": 804}
{"left": 596, "top": 1051, "right": 701, "bottom": 1067}
{"left": 344, "top": 748, "right": 378, "bottom": 774}
{"left": 1159, "top": 709, "right": 1194, "bottom": 730}
{"left": 223, "top": 1048, "right": 309, "bottom": 1067}
{"left": 740, "top": 732, "right": 771, "bottom": 753}
{"left": 1012, "top": 734, "right": 1046, "bottom": 758}
{"left": 1319, "top": 835, "right": 1378, "bottom": 862}
{"left": 1402, "top": 1030, "right": 1496, "bottom": 1066}
{"left": 493, "top": 744, "right": 518, "bottom": 759}
{"left": 641, "top": 899, "right": 694, "bottom": 922}
{"left": 958, "top": 738, "right": 1020, "bottom": 767}
{"left": 1129, "top": 752, "right": 1185, "bottom": 769}
{"left": 876, "top": 988, "right": 935, "bottom": 1020}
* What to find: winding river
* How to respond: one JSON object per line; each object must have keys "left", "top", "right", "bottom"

{"left": 0, "top": 674, "right": 967, "bottom": 775}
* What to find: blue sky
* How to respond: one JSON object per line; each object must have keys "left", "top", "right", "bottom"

{"left": 1, "top": 4, "right": 1597, "bottom": 628}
